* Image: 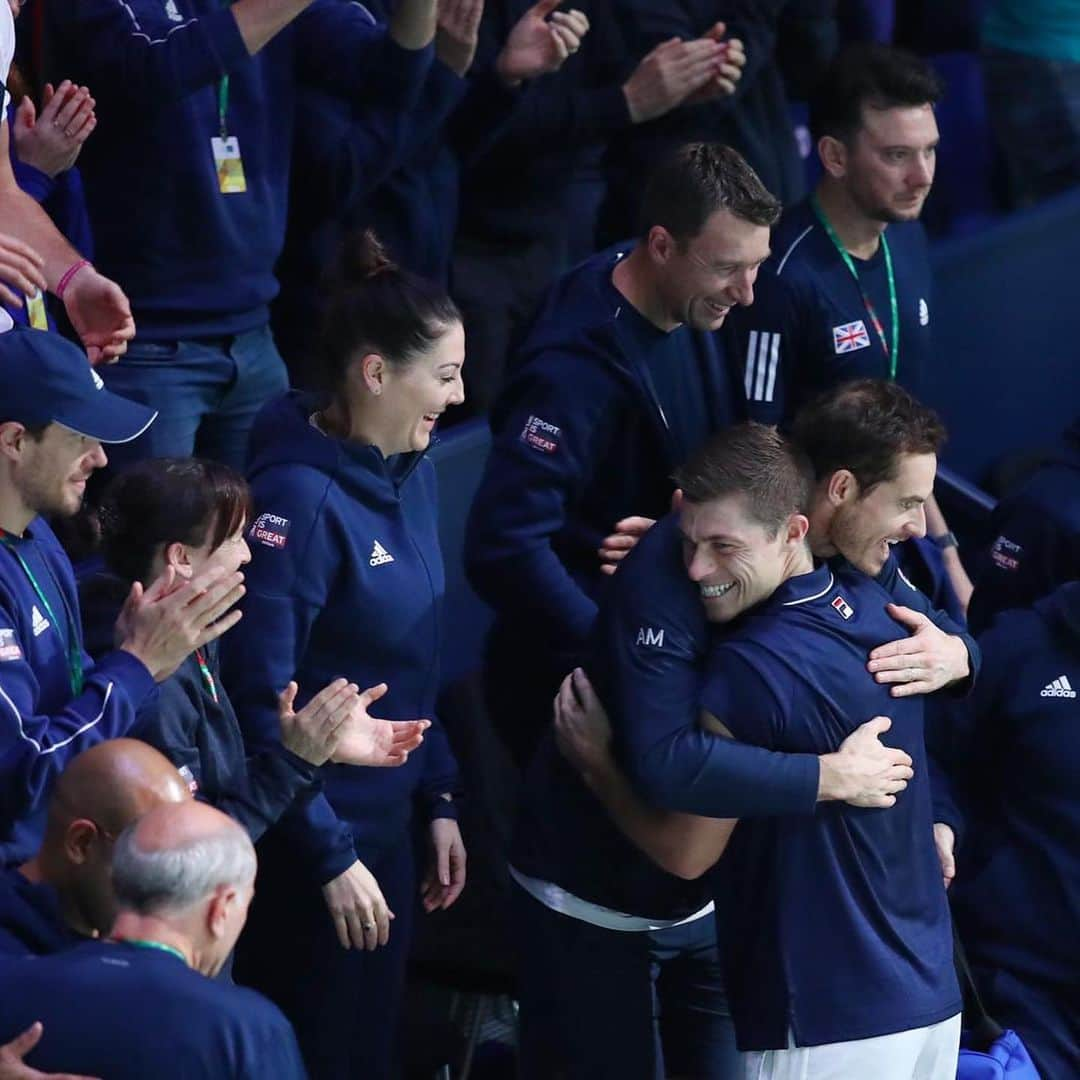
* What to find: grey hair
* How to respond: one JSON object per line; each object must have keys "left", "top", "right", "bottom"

{"left": 111, "top": 821, "right": 256, "bottom": 916}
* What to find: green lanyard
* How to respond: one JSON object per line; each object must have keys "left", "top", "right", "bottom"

{"left": 195, "top": 648, "right": 219, "bottom": 704}
{"left": 810, "top": 194, "right": 899, "bottom": 380}
{"left": 0, "top": 532, "right": 84, "bottom": 696}
{"left": 218, "top": 75, "right": 230, "bottom": 138}
{"left": 116, "top": 938, "right": 188, "bottom": 965}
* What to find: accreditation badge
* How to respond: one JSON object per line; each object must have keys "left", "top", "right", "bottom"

{"left": 211, "top": 136, "right": 248, "bottom": 194}
{"left": 25, "top": 288, "right": 48, "bottom": 330}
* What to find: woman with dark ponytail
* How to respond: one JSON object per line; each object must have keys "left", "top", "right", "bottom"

{"left": 222, "top": 231, "right": 467, "bottom": 1078}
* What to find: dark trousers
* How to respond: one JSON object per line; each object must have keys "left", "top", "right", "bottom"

{"left": 513, "top": 882, "right": 739, "bottom": 1080}
{"left": 234, "top": 836, "right": 416, "bottom": 1080}
{"left": 450, "top": 234, "right": 566, "bottom": 421}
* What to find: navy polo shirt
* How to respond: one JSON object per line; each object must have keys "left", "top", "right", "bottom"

{"left": 702, "top": 563, "right": 959, "bottom": 1050}
{"left": 726, "top": 198, "right": 934, "bottom": 426}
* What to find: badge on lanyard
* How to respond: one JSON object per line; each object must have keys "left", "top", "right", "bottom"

{"left": 212, "top": 73, "right": 246, "bottom": 195}
{"left": 25, "top": 288, "right": 48, "bottom": 330}
{"left": 212, "top": 135, "right": 247, "bottom": 195}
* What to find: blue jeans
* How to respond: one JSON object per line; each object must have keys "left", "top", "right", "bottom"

{"left": 100, "top": 324, "right": 289, "bottom": 471}
{"left": 513, "top": 883, "right": 739, "bottom": 1080}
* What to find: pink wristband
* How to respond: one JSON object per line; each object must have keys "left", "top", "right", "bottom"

{"left": 56, "top": 259, "right": 91, "bottom": 299}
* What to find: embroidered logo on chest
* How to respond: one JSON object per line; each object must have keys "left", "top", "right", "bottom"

{"left": 31, "top": 605, "right": 50, "bottom": 637}
{"left": 0, "top": 628, "right": 22, "bottom": 661}
{"left": 369, "top": 540, "right": 395, "bottom": 567}
{"left": 831, "top": 595, "right": 854, "bottom": 620}
{"left": 832, "top": 320, "right": 871, "bottom": 354}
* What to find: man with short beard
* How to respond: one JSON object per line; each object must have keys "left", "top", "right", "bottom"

{"left": 726, "top": 43, "right": 971, "bottom": 609}
{"left": 0, "top": 330, "right": 246, "bottom": 865}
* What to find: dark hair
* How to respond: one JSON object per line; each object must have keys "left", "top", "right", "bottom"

{"left": 0, "top": 419, "right": 50, "bottom": 439}
{"left": 100, "top": 458, "right": 253, "bottom": 583}
{"left": 809, "top": 43, "right": 944, "bottom": 144}
{"left": 791, "top": 379, "right": 946, "bottom": 494}
{"left": 318, "top": 230, "right": 461, "bottom": 392}
{"left": 639, "top": 143, "right": 781, "bottom": 243}
{"left": 673, "top": 423, "right": 814, "bottom": 537}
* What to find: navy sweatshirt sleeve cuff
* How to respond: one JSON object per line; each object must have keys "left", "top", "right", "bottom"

{"left": 426, "top": 795, "right": 459, "bottom": 823}
{"left": 96, "top": 650, "right": 157, "bottom": 711}
{"left": 11, "top": 160, "right": 54, "bottom": 204}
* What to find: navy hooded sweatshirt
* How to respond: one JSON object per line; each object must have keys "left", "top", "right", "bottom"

{"left": 222, "top": 392, "right": 460, "bottom": 885}
{"left": 0, "top": 520, "right": 156, "bottom": 866}
{"left": 513, "top": 513, "right": 978, "bottom": 920}
{"left": 136, "top": 643, "right": 318, "bottom": 842}
{"left": 968, "top": 417, "right": 1080, "bottom": 634}
{"left": 0, "top": 941, "right": 306, "bottom": 1078}
{"left": 47, "top": 0, "right": 432, "bottom": 340}
{"left": 466, "top": 245, "right": 745, "bottom": 657}
{"left": 78, "top": 574, "right": 318, "bottom": 843}
{"left": 948, "top": 582, "right": 1080, "bottom": 992}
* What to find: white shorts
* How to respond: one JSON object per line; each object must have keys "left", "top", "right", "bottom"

{"left": 742, "top": 1013, "right": 962, "bottom": 1080}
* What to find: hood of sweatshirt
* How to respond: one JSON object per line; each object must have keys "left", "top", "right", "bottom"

{"left": 1035, "top": 579, "right": 1080, "bottom": 646}
{"left": 246, "top": 391, "right": 426, "bottom": 512}
{"left": 493, "top": 246, "right": 653, "bottom": 421}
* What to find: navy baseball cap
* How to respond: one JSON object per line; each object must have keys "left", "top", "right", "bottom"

{"left": 0, "top": 329, "right": 157, "bottom": 443}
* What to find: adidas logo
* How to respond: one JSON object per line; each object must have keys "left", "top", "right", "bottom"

{"left": 164, "top": 0, "right": 183, "bottom": 21}
{"left": 369, "top": 540, "right": 394, "bottom": 567}
{"left": 1040, "top": 675, "right": 1076, "bottom": 699}
{"left": 31, "top": 605, "right": 50, "bottom": 637}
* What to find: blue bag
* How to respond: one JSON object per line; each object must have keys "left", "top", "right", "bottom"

{"left": 954, "top": 928, "right": 1042, "bottom": 1079}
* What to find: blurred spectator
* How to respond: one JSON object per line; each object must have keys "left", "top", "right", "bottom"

{"left": 943, "top": 581, "right": 1080, "bottom": 1076}
{"left": 89, "top": 457, "right": 429, "bottom": 840}
{"left": 48, "top": 0, "right": 441, "bottom": 469}
{"left": 601, "top": 0, "right": 838, "bottom": 246}
{"left": 725, "top": 43, "right": 974, "bottom": 612}
{"left": 0, "top": 740, "right": 189, "bottom": 957}
{"left": 0, "top": 801, "right": 306, "bottom": 1078}
{"left": 981, "top": 1, "right": 1080, "bottom": 207}
{"left": 0, "top": 0, "right": 132, "bottom": 360}
{"left": 0, "top": 330, "right": 242, "bottom": 866}
{"left": 466, "top": 143, "right": 777, "bottom": 769}
{"left": 967, "top": 415, "right": 1080, "bottom": 634}
{"left": 223, "top": 233, "right": 465, "bottom": 1078}
{"left": 273, "top": 0, "right": 527, "bottom": 380}
{"left": 452, "top": 0, "right": 745, "bottom": 417}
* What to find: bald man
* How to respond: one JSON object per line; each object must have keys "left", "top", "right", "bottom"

{"left": 0, "top": 739, "right": 188, "bottom": 956}
{"left": 0, "top": 801, "right": 305, "bottom": 1079}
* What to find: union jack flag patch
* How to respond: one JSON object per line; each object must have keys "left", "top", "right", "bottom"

{"left": 832, "top": 320, "right": 871, "bottom": 354}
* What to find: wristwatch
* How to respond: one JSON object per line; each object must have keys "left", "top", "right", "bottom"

{"left": 930, "top": 531, "right": 959, "bottom": 551}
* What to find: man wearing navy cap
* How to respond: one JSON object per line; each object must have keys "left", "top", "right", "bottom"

{"left": 0, "top": 329, "right": 247, "bottom": 866}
